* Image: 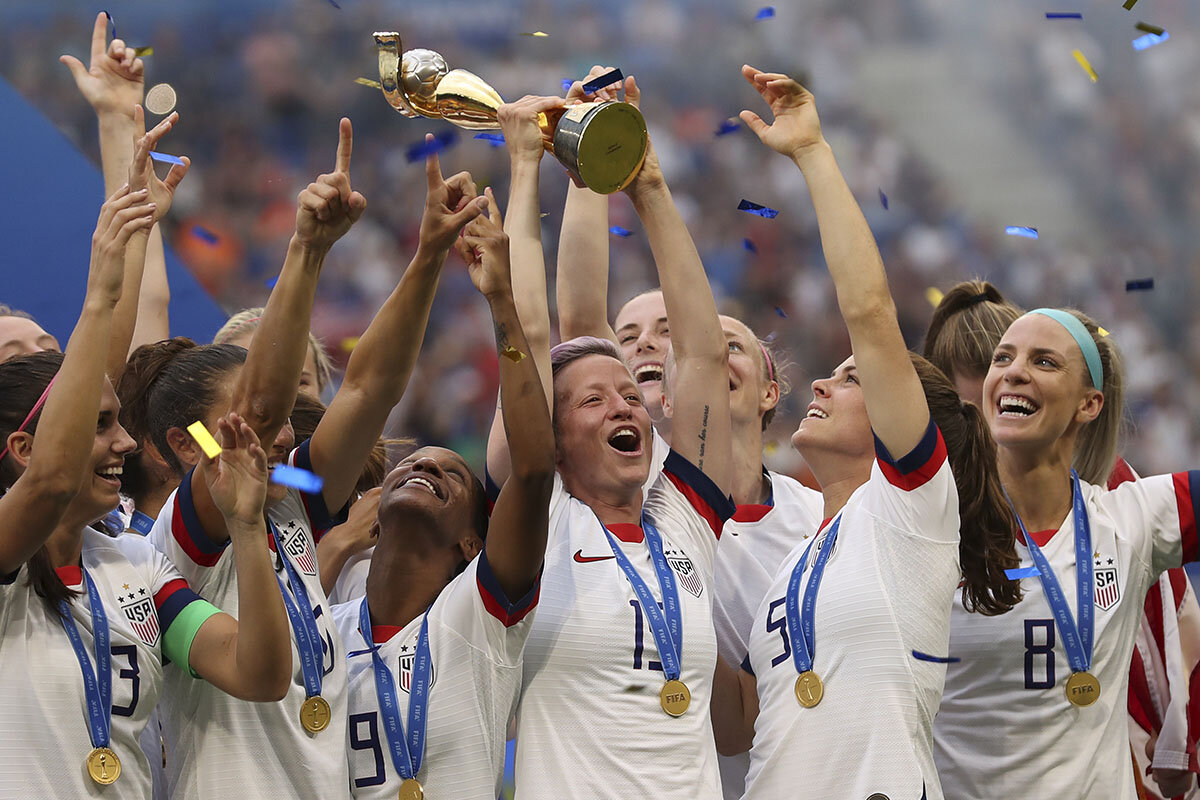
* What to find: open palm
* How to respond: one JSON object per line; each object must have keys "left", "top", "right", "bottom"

{"left": 738, "top": 65, "right": 826, "bottom": 161}
{"left": 202, "top": 414, "right": 270, "bottom": 526}
{"left": 129, "top": 106, "right": 189, "bottom": 222}
{"left": 60, "top": 12, "right": 144, "bottom": 118}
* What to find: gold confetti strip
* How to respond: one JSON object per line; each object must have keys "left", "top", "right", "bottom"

{"left": 186, "top": 421, "right": 222, "bottom": 459}
{"left": 501, "top": 346, "right": 527, "bottom": 363}
{"left": 520, "top": 31, "right": 550, "bottom": 37}
{"left": 132, "top": 46, "right": 153, "bottom": 57}
{"left": 1122, "top": 0, "right": 1138, "bottom": 9}
{"left": 1098, "top": 326, "right": 1110, "bottom": 337}
{"left": 1072, "top": 49, "right": 1098, "bottom": 82}
{"left": 354, "top": 77, "right": 382, "bottom": 89}
{"left": 764, "top": 441, "right": 778, "bottom": 454}
{"left": 1135, "top": 21, "right": 1164, "bottom": 35}
{"left": 925, "top": 287, "right": 945, "bottom": 308}
{"left": 340, "top": 337, "right": 360, "bottom": 352}
{"left": 145, "top": 82, "right": 177, "bottom": 115}
{"left": 539, "top": 212, "right": 550, "bottom": 218}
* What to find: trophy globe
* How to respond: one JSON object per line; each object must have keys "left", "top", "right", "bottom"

{"left": 400, "top": 49, "right": 449, "bottom": 117}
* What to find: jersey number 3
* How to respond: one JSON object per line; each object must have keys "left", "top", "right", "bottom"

{"left": 1024, "top": 618, "right": 1055, "bottom": 690}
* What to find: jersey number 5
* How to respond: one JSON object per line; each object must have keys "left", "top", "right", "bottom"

{"left": 1024, "top": 618, "right": 1055, "bottom": 690}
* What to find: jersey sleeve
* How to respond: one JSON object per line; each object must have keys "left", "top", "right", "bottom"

{"left": 147, "top": 470, "right": 228, "bottom": 589}
{"left": 286, "top": 438, "right": 348, "bottom": 540}
{"left": 1113, "top": 471, "right": 1200, "bottom": 576}
{"left": 429, "top": 552, "right": 539, "bottom": 667}
{"left": 647, "top": 448, "right": 737, "bottom": 577}
{"left": 114, "top": 534, "right": 222, "bottom": 675}
{"left": 863, "top": 419, "right": 958, "bottom": 544}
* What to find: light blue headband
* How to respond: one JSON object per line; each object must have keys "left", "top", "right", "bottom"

{"left": 1027, "top": 308, "right": 1103, "bottom": 391}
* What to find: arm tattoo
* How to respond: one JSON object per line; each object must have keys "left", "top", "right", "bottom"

{"left": 697, "top": 404, "right": 710, "bottom": 470}
{"left": 493, "top": 320, "right": 510, "bottom": 352}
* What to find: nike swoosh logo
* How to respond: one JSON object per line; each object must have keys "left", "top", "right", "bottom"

{"left": 573, "top": 550, "right": 615, "bottom": 564}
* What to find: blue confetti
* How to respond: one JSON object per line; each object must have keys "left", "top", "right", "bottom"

{"left": 1132, "top": 31, "right": 1169, "bottom": 50}
{"left": 609, "top": 226, "right": 633, "bottom": 238}
{"left": 582, "top": 69, "right": 623, "bottom": 95}
{"left": 264, "top": 275, "right": 279, "bottom": 289}
{"left": 191, "top": 225, "right": 219, "bottom": 245}
{"left": 1005, "top": 225, "right": 1039, "bottom": 239}
{"left": 270, "top": 465, "right": 325, "bottom": 493}
{"left": 561, "top": 78, "right": 574, "bottom": 92}
{"left": 774, "top": 306, "right": 788, "bottom": 318}
{"left": 879, "top": 188, "right": 889, "bottom": 210}
{"left": 474, "top": 132, "right": 506, "bottom": 147}
{"left": 1045, "top": 12, "right": 1082, "bottom": 19}
{"left": 103, "top": 10, "right": 116, "bottom": 40}
{"left": 755, "top": 6, "right": 776, "bottom": 20}
{"left": 743, "top": 238, "right": 757, "bottom": 253}
{"left": 738, "top": 199, "right": 779, "bottom": 218}
{"left": 715, "top": 118, "right": 741, "bottom": 137}
{"left": 1005, "top": 566, "right": 1041, "bottom": 580}
{"left": 326, "top": 0, "right": 341, "bottom": 8}
{"left": 405, "top": 130, "right": 458, "bottom": 163}
{"left": 1125, "top": 278, "right": 1154, "bottom": 291}
{"left": 763, "top": 331, "right": 778, "bottom": 343}
{"left": 912, "top": 650, "right": 961, "bottom": 664}
{"left": 149, "top": 151, "right": 186, "bottom": 166}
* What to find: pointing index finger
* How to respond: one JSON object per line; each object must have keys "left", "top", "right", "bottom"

{"left": 334, "top": 117, "right": 353, "bottom": 174}
{"left": 424, "top": 134, "right": 444, "bottom": 190}
{"left": 91, "top": 11, "right": 109, "bottom": 64}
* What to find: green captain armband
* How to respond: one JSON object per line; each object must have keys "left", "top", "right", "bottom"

{"left": 163, "top": 599, "right": 223, "bottom": 678}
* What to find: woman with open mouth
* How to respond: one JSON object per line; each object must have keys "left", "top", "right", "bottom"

{"left": 717, "top": 67, "right": 1022, "bottom": 800}
{"left": 484, "top": 86, "right": 736, "bottom": 798}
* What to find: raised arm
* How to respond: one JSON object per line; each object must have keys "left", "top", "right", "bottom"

{"left": 0, "top": 186, "right": 155, "bottom": 572}
{"left": 485, "top": 95, "right": 563, "bottom": 485}
{"left": 555, "top": 67, "right": 626, "bottom": 345}
{"left": 624, "top": 78, "right": 731, "bottom": 494}
{"left": 458, "top": 189, "right": 555, "bottom": 598}
{"left": 187, "top": 413, "right": 291, "bottom": 701}
{"left": 740, "top": 66, "right": 927, "bottom": 456}
{"left": 62, "top": 13, "right": 173, "bottom": 366}
{"left": 308, "top": 141, "right": 487, "bottom": 512}
{"left": 190, "top": 119, "right": 365, "bottom": 544}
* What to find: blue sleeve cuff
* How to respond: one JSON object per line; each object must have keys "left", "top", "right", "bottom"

{"left": 291, "top": 439, "right": 340, "bottom": 531}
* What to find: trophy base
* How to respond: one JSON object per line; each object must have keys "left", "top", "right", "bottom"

{"left": 552, "top": 102, "right": 648, "bottom": 195}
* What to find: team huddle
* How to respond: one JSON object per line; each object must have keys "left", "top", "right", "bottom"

{"left": 3, "top": 13, "right": 1199, "bottom": 800}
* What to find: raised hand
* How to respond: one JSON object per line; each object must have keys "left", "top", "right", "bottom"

{"left": 89, "top": 185, "right": 157, "bottom": 302}
{"left": 613, "top": 74, "right": 666, "bottom": 198}
{"left": 201, "top": 413, "right": 270, "bottom": 528}
{"left": 456, "top": 188, "right": 511, "bottom": 298}
{"left": 294, "top": 118, "right": 368, "bottom": 250}
{"left": 738, "top": 65, "right": 826, "bottom": 162}
{"left": 60, "top": 11, "right": 144, "bottom": 119}
{"left": 565, "top": 65, "right": 626, "bottom": 105}
{"left": 417, "top": 138, "right": 488, "bottom": 255}
{"left": 496, "top": 95, "right": 564, "bottom": 164}
{"left": 129, "top": 105, "right": 189, "bottom": 222}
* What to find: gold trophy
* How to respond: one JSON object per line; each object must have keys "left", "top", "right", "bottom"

{"left": 373, "top": 32, "right": 648, "bottom": 194}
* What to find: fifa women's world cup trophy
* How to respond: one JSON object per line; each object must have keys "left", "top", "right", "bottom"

{"left": 373, "top": 32, "right": 649, "bottom": 194}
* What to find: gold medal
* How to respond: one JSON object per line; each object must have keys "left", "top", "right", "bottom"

{"left": 398, "top": 777, "right": 424, "bottom": 800}
{"left": 299, "top": 695, "right": 332, "bottom": 733}
{"left": 794, "top": 670, "right": 824, "bottom": 708}
{"left": 86, "top": 746, "right": 121, "bottom": 785}
{"left": 659, "top": 679, "right": 691, "bottom": 717}
{"left": 1064, "top": 671, "right": 1101, "bottom": 707}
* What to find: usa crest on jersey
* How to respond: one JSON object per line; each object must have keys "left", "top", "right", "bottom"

{"left": 665, "top": 550, "right": 703, "bottom": 598}
{"left": 279, "top": 520, "right": 317, "bottom": 576}
{"left": 119, "top": 587, "right": 160, "bottom": 646}
{"left": 1093, "top": 553, "right": 1121, "bottom": 611}
{"left": 397, "top": 647, "right": 437, "bottom": 693}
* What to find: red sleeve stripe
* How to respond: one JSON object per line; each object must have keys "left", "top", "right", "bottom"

{"left": 662, "top": 449, "right": 736, "bottom": 539}
{"left": 154, "top": 578, "right": 203, "bottom": 632}
{"left": 874, "top": 420, "right": 947, "bottom": 492}
{"left": 475, "top": 550, "right": 540, "bottom": 628}
{"left": 170, "top": 470, "right": 227, "bottom": 567}
{"left": 1173, "top": 471, "right": 1200, "bottom": 565}
{"left": 1128, "top": 648, "right": 1158, "bottom": 735}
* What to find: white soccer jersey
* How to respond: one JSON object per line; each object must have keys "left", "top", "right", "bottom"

{"left": 148, "top": 439, "right": 350, "bottom": 800}
{"left": 512, "top": 448, "right": 736, "bottom": 799}
{"left": 934, "top": 470, "right": 1200, "bottom": 800}
{"left": 329, "top": 546, "right": 372, "bottom": 606}
{"left": 337, "top": 551, "right": 537, "bottom": 798}
{"left": 744, "top": 423, "right": 960, "bottom": 800}
{"left": 0, "top": 527, "right": 207, "bottom": 799}
{"left": 713, "top": 470, "right": 823, "bottom": 799}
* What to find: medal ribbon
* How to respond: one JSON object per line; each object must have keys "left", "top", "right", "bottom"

{"left": 785, "top": 516, "right": 842, "bottom": 677}
{"left": 129, "top": 510, "right": 154, "bottom": 536}
{"left": 268, "top": 521, "right": 324, "bottom": 700}
{"left": 58, "top": 568, "right": 113, "bottom": 750}
{"left": 1010, "top": 471, "right": 1094, "bottom": 674}
{"left": 601, "top": 512, "right": 684, "bottom": 680}
{"left": 358, "top": 598, "right": 431, "bottom": 782}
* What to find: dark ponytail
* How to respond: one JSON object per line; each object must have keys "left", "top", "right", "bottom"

{"left": 910, "top": 353, "right": 1022, "bottom": 615}
{"left": 0, "top": 351, "right": 79, "bottom": 614}
{"left": 117, "top": 337, "right": 199, "bottom": 502}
